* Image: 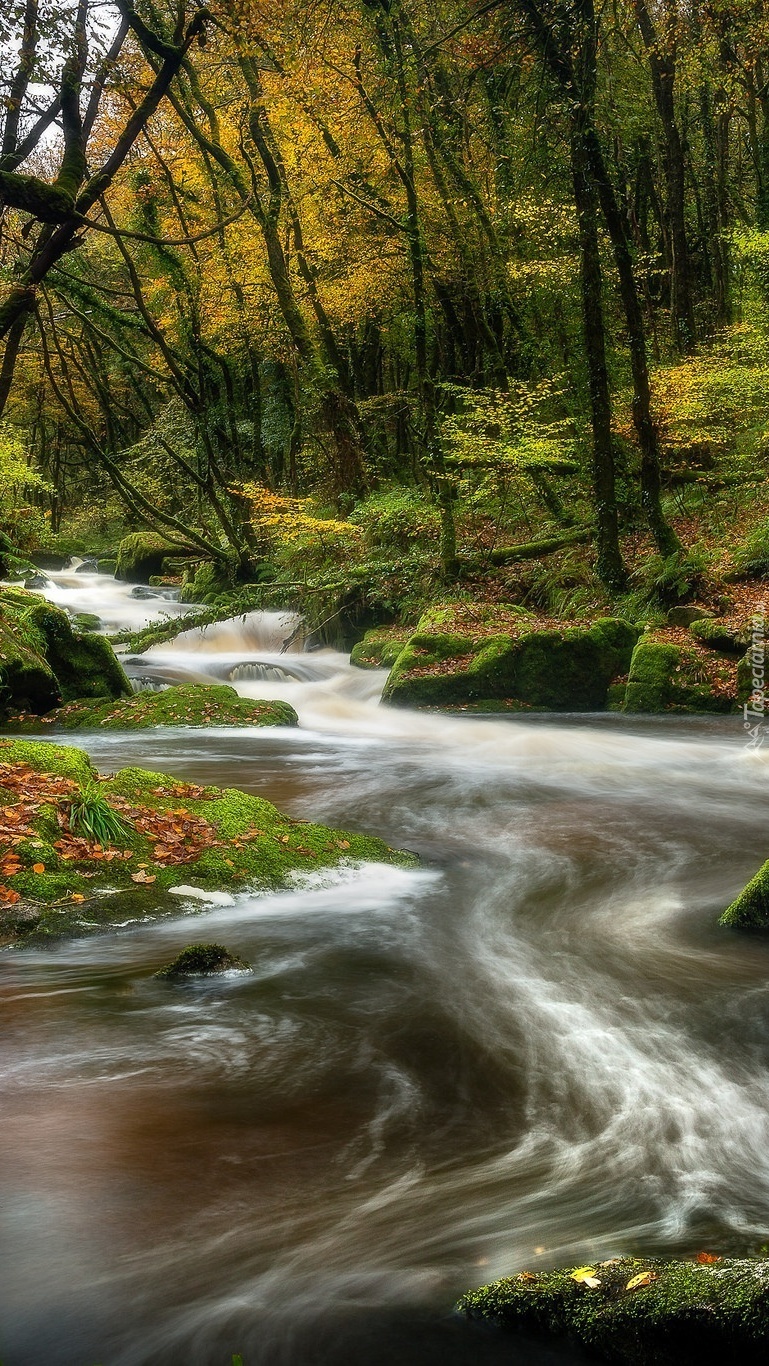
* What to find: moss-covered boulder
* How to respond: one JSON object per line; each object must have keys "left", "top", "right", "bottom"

{"left": 155, "top": 943, "right": 251, "bottom": 978}
{"left": 457, "top": 1256, "right": 769, "bottom": 1365}
{"left": 0, "top": 587, "right": 130, "bottom": 719}
{"left": 350, "top": 628, "right": 412, "bottom": 670}
{"left": 382, "top": 607, "right": 639, "bottom": 711}
{"left": 720, "top": 860, "right": 769, "bottom": 930}
{"left": 0, "top": 738, "right": 415, "bottom": 947}
{"left": 621, "top": 636, "right": 734, "bottom": 713}
{"left": 115, "top": 533, "right": 197, "bottom": 585}
{"left": 179, "top": 560, "right": 234, "bottom": 605}
{"left": 689, "top": 618, "right": 750, "bottom": 654}
{"left": 9, "top": 684, "right": 298, "bottom": 731}
{"left": 97, "top": 558, "right": 117, "bottom": 575}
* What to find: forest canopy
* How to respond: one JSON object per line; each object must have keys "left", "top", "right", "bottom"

{"left": 2, "top": 0, "right": 769, "bottom": 607}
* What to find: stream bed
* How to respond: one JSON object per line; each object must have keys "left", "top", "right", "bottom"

{"left": 3, "top": 571, "right": 769, "bottom": 1365}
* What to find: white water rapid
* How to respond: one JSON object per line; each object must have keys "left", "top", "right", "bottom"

{"left": 2, "top": 568, "right": 769, "bottom": 1366}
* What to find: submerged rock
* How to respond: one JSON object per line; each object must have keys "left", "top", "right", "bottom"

{"left": 457, "top": 1256, "right": 769, "bottom": 1365}
{"left": 9, "top": 683, "right": 298, "bottom": 731}
{"left": 0, "top": 586, "right": 131, "bottom": 720}
{"left": 0, "top": 738, "right": 415, "bottom": 947}
{"left": 155, "top": 943, "right": 251, "bottom": 978}
{"left": 720, "top": 860, "right": 769, "bottom": 930}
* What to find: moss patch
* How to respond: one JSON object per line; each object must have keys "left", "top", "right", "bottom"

{"left": 8, "top": 683, "right": 298, "bottom": 731}
{"left": 0, "top": 739, "right": 415, "bottom": 948}
{"left": 382, "top": 610, "right": 640, "bottom": 711}
{"left": 689, "top": 618, "right": 750, "bottom": 654}
{"left": 115, "top": 533, "right": 196, "bottom": 585}
{"left": 457, "top": 1256, "right": 769, "bottom": 1365}
{"left": 720, "top": 859, "right": 769, "bottom": 930}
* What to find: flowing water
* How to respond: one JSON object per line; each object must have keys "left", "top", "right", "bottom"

{"left": 3, "top": 570, "right": 769, "bottom": 1365}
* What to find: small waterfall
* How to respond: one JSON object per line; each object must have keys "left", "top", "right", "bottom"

{"left": 169, "top": 610, "right": 304, "bottom": 654}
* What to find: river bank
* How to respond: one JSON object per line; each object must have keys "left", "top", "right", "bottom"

{"left": 3, "top": 568, "right": 769, "bottom": 1365}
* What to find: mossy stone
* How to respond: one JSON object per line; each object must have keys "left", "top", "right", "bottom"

{"left": 0, "top": 587, "right": 130, "bottom": 718}
{"left": 115, "top": 533, "right": 194, "bottom": 585}
{"left": 350, "top": 628, "right": 412, "bottom": 670}
{"left": 13, "top": 683, "right": 298, "bottom": 731}
{"left": 689, "top": 618, "right": 750, "bottom": 654}
{"left": 457, "top": 1256, "right": 769, "bottom": 1365}
{"left": 155, "top": 943, "right": 251, "bottom": 978}
{"left": 720, "top": 859, "right": 769, "bottom": 930}
{"left": 97, "top": 558, "right": 117, "bottom": 575}
{"left": 382, "top": 617, "right": 639, "bottom": 711}
{"left": 622, "top": 637, "right": 732, "bottom": 714}
{"left": 178, "top": 560, "right": 235, "bottom": 605}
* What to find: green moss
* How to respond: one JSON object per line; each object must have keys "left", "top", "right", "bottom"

{"left": 622, "top": 638, "right": 732, "bottom": 714}
{"left": 71, "top": 612, "right": 102, "bottom": 632}
{"left": 97, "top": 558, "right": 117, "bottom": 575}
{"left": 457, "top": 1256, "right": 769, "bottom": 1365}
{"left": 179, "top": 560, "right": 234, "bottom": 605}
{"left": 155, "top": 943, "right": 251, "bottom": 978}
{"left": 0, "top": 739, "right": 415, "bottom": 947}
{"left": 382, "top": 617, "right": 640, "bottom": 711}
{"left": 689, "top": 618, "right": 750, "bottom": 653}
{"left": 720, "top": 859, "right": 769, "bottom": 930}
{"left": 0, "top": 587, "right": 130, "bottom": 718}
{"left": 350, "top": 628, "right": 412, "bottom": 670}
{"left": 11, "top": 683, "right": 298, "bottom": 732}
{"left": 115, "top": 533, "right": 192, "bottom": 585}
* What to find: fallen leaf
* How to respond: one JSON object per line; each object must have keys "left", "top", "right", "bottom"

{"left": 0, "top": 885, "right": 21, "bottom": 903}
{"left": 32, "top": 862, "right": 46, "bottom": 874}
{"left": 695, "top": 1252, "right": 721, "bottom": 1264}
{"left": 70, "top": 893, "right": 85, "bottom": 903}
{"left": 517, "top": 1271, "right": 538, "bottom": 1283}
{"left": 572, "top": 1267, "right": 601, "bottom": 1288}
{"left": 131, "top": 870, "right": 156, "bottom": 884}
{"left": 626, "top": 1271, "right": 657, "bottom": 1290}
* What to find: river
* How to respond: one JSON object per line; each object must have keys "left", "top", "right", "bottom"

{"left": 2, "top": 570, "right": 769, "bottom": 1365}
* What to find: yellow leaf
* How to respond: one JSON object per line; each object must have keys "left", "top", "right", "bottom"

{"left": 625, "top": 1271, "right": 657, "bottom": 1291}
{"left": 32, "top": 862, "right": 45, "bottom": 873}
{"left": 70, "top": 893, "right": 85, "bottom": 903}
{"left": 572, "top": 1267, "right": 601, "bottom": 1288}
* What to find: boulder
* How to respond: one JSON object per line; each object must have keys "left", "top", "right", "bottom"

{"left": 621, "top": 637, "right": 732, "bottom": 713}
{"left": 350, "top": 628, "right": 415, "bottom": 670}
{"left": 689, "top": 618, "right": 751, "bottom": 654}
{"left": 382, "top": 612, "right": 640, "bottom": 711}
{"left": 115, "top": 533, "right": 194, "bottom": 584}
{"left": 457, "top": 1256, "right": 769, "bottom": 1365}
{"left": 667, "top": 605, "right": 714, "bottom": 627}
{"left": 0, "top": 587, "right": 131, "bottom": 718}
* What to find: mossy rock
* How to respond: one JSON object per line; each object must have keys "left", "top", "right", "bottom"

{"left": 0, "top": 738, "right": 416, "bottom": 947}
{"left": 720, "top": 860, "right": 769, "bottom": 930}
{"left": 622, "top": 638, "right": 732, "bottom": 714}
{"left": 155, "top": 943, "right": 251, "bottom": 978}
{"left": 10, "top": 683, "right": 298, "bottom": 732}
{"left": 0, "top": 587, "right": 130, "bottom": 719}
{"left": 350, "top": 628, "right": 412, "bottom": 670}
{"left": 179, "top": 560, "right": 234, "bottom": 605}
{"left": 71, "top": 612, "right": 102, "bottom": 632}
{"left": 689, "top": 618, "right": 750, "bottom": 654}
{"left": 382, "top": 616, "right": 640, "bottom": 711}
{"left": 115, "top": 533, "right": 196, "bottom": 585}
{"left": 97, "top": 558, "right": 117, "bottom": 575}
{"left": 457, "top": 1256, "right": 769, "bottom": 1365}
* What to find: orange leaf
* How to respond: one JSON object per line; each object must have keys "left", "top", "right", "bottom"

{"left": 0, "top": 886, "right": 21, "bottom": 903}
{"left": 70, "top": 893, "right": 85, "bottom": 903}
{"left": 695, "top": 1253, "right": 721, "bottom": 1264}
{"left": 32, "top": 862, "right": 46, "bottom": 874}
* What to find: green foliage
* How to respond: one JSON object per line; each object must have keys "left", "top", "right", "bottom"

{"left": 67, "top": 782, "right": 130, "bottom": 844}
{"left": 349, "top": 487, "right": 439, "bottom": 549}
{"left": 0, "top": 427, "right": 54, "bottom": 554}
{"left": 633, "top": 549, "right": 711, "bottom": 606}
